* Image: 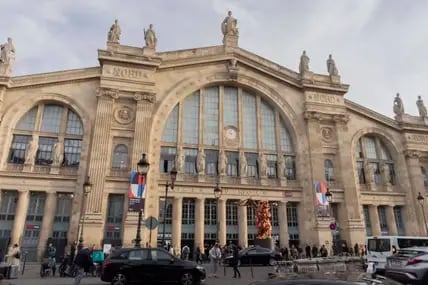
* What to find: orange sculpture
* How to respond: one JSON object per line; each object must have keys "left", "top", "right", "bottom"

{"left": 256, "top": 200, "right": 272, "bottom": 239}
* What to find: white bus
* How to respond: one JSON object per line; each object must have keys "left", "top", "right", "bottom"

{"left": 366, "top": 236, "right": 428, "bottom": 273}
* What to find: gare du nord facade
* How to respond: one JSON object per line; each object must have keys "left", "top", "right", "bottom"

{"left": 1, "top": 18, "right": 428, "bottom": 261}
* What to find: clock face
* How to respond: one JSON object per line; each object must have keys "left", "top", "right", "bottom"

{"left": 226, "top": 128, "right": 237, "bottom": 140}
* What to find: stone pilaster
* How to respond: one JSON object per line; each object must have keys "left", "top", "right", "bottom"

{"left": 67, "top": 191, "right": 82, "bottom": 245}
{"left": 194, "top": 198, "right": 205, "bottom": 250}
{"left": 238, "top": 205, "right": 247, "bottom": 248}
{"left": 278, "top": 201, "right": 289, "bottom": 248}
{"left": 0, "top": 86, "right": 5, "bottom": 123}
{"left": 172, "top": 197, "right": 183, "bottom": 251}
{"left": 86, "top": 89, "right": 115, "bottom": 214}
{"left": 218, "top": 199, "right": 226, "bottom": 246}
{"left": 37, "top": 191, "right": 57, "bottom": 259}
{"left": 368, "top": 205, "right": 381, "bottom": 236}
{"left": 11, "top": 190, "right": 29, "bottom": 245}
{"left": 385, "top": 206, "right": 398, "bottom": 235}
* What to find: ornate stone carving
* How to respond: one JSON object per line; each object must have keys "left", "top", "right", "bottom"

{"left": 404, "top": 150, "right": 421, "bottom": 159}
{"left": 96, "top": 87, "right": 119, "bottom": 99}
{"left": 114, "top": 105, "right": 134, "bottom": 124}
{"left": 52, "top": 141, "right": 64, "bottom": 166}
{"left": 227, "top": 59, "right": 239, "bottom": 80}
{"left": 239, "top": 150, "right": 247, "bottom": 178}
{"left": 25, "top": 137, "right": 38, "bottom": 165}
{"left": 333, "top": 114, "right": 349, "bottom": 124}
{"left": 321, "top": 127, "right": 335, "bottom": 142}
{"left": 326, "top": 54, "right": 339, "bottom": 76}
{"left": 134, "top": 92, "right": 156, "bottom": 103}
{"left": 259, "top": 153, "right": 267, "bottom": 178}
{"left": 277, "top": 154, "right": 285, "bottom": 179}
{"left": 144, "top": 24, "right": 157, "bottom": 49}
{"left": 0, "top": 37, "right": 15, "bottom": 76}
{"left": 393, "top": 93, "right": 404, "bottom": 116}
{"left": 299, "top": 50, "right": 310, "bottom": 74}
{"left": 176, "top": 146, "right": 185, "bottom": 173}
{"left": 221, "top": 11, "right": 239, "bottom": 36}
{"left": 219, "top": 149, "right": 227, "bottom": 175}
{"left": 417, "top": 95, "right": 427, "bottom": 117}
{"left": 107, "top": 19, "right": 121, "bottom": 44}
{"left": 406, "top": 134, "right": 428, "bottom": 144}
{"left": 196, "top": 148, "right": 205, "bottom": 174}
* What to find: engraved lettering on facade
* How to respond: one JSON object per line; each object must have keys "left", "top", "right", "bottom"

{"left": 407, "top": 134, "right": 428, "bottom": 144}
{"left": 307, "top": 93, "right": 342, "bottom": 105}
{"left": 110, "top": 67, "right": 144, "bottom": 79}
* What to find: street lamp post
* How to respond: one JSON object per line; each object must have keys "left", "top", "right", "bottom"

{"left": 135, "top": 153, "right": 150, "bottom": 248}
{"left": 78, "top": 176, "right": 92, "bottom": 250}
{"left": 161, "top": 167, "right": 177, "bottom": 247}
{"left": 213, "top": 182, "right": 222, "bottom": 243}
{"left": 417, "top": 192, "right": 428, "bottom": 236}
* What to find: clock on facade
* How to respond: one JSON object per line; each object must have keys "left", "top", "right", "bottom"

{"left": 225, "top": 127, "right": 237, "bottom": 140}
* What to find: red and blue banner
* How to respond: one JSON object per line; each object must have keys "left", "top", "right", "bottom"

{"left": 128, "top": 171, "right": 146, "bottom": 212}
{"left": 314, "top": 181, "right": 329, "bottom": 217}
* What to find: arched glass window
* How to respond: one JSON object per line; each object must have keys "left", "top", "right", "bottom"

{"left": 9, "top": 103, "right": 84, "bottom": 167}
{"left": 111, "top": 145, "right": 129, "bottom": 169}
{"left": 355, "top": 135, "right": 395, "bottom": 186}
{"left": 324, "top": 159, "right": 335, "bottom": 181}
{"left": 422, "top": 167, "right": 428, "bottom": 187}
{"left": 160, "top": 85, "right": 295, "bottom": 181}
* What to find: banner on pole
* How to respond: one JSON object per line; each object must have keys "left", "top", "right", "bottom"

{"left": 314, "top": 181, "right": 329, "bottom": 217}
{"left": 128, "top": 171, "right": 146, "bottom": 212}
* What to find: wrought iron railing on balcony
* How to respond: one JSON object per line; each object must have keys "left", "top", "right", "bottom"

{"left": 6, "top": 163, "right": 24, "bottom": 172}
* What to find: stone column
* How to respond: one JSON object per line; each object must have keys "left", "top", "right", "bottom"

{"left": 278, "top": 202, "right": 289, "bottom": 248}
{"left": 238, "top": 205, "right": 248, "bottom": 248}
{"left": 368, "top": 205, "right": 381, "bottom": 236}
{"left": 37, "top": 191, "right": 57, "bottom": 259}
{"left": 172, "top": 197, "right": 183, "bottom": 252}
{"left": 194, "top": 198, "right": 205, "bottom": 250}
{"left": 218, "top": 199, "right": 226, "bottom": 246}
{"left": 11, "top": 190, "right": 30, "bottom": 245}
{"left": 385, "top": 206, "right": 398, "bottom": 236}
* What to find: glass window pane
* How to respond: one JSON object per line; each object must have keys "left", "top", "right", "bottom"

{"left": 378, "top": 206, "right": 388, "bottom": 235}
{"left": 364, "top": 137, "right": 378, "bottom": 159}
{"left": 280, "top": 121, "right": 293, "bottom": 153}
{"left": 261, "top": 101, "right": 276, "bottom": 150}
{"left": 112, "top": 145, "right": 129, "bottom": 169}
{"left": 41, "top": 105, "right": 63, "bottom": 133}
{"left": 8, "top": 135, "right": 31, "bottom": 164}
{"left": 66, "top": 110, "right": 83, "bottom": 136}
{"left": 159, "top": 147, "right": 176, "bottom": 173}
{"left": 363, "top": 205, "right": 372, "bottom": 236}
{"left": 205, "top": 150, "right": 218, "bottom": 176}
{"left": 184, "top": 148, "right": 197, "bottom": 175}
{"left": 204, "top": 199, "right": 217, "bottom": 225}
{"left": 204, "top": 87, "right": 219, "bottom": 146}
{"left": 182, "top": 199, "right": 195, "bottom": 225}
{"left": 246, "top": 153, "right": 258, "bottom": 178}
{"left": 394, "top": 206, "right": 405, "bottom": 235}
{"left": 324, "top": 159, "right": 335, "bottom": 181}
{"left": 226, "top": 200, "right": 238, "bottom": 225}
{"left": 226, "top": 151, "right": 239, "bottom": 177}
{"left": 16, "top": 107, "right": 37, "bottom": 131}
{"left": 285, "top": 156, "right": 296, "bottom": 180}
{"left": 63, "top": 139, "right": 82, "bottom": 167}
{"left": 182, "top": 92, "right": 200, "bottom": 144}
{"left": 162, "top": 105, "right": 179, "bottom": 143}
{"left": 380, "top": 142, "right": 391, "bottom": 160}
{"left": 242, "top": 91, "right": 257, "bottom": 149}
{"left": 223, "top": 87, "right": 238, "bottom": 128}
{"left": 36, "top": 137, "right": 57, "bottom": 165}
{"left": 266, "top": 154, "right": 277, "bottom": 178}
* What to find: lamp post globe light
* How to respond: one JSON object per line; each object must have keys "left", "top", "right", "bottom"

{"left": 161, "top": 167, "right": 177, "bottom": 247}
{"left": 417, "top": 192, "right": 428, "bottom": 236}
{"left": 134, "top": 153, "right": 150, "bottom": 248}
{"left": 78, "top": 176, "right": 92, "bottom": 250}
{"left": 214, "top": 182, "right": 222, "bottom": 243}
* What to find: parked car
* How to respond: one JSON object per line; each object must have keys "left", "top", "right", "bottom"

{"left": 101, "top": 247, "right": 206, "bottom": 285}
{"left": 385, "top": 246, "right": 428, "bottom": 285}
{"left": 249, "top": 280, "right": 363, "bottom": 285}
{"left": 223, "top": 246, "right": 281, "bottom": 266}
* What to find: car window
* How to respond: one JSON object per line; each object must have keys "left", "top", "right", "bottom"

{"left": 128, "top": 249, "right": 149, "bottom": 261}
{"left": 256, "top": 247, "right": 270, "bottom": 253}
{"left": 151, "top": 249, "right": 173, "bottom": 261}
{"left": 110, "top": 250, "right": 129, "bottom": 260}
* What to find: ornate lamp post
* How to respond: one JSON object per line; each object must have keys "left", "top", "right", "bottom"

{"left": 417, "top": 192, "right": 428, "bottom": 236}
{"left": 325, "top": 188, "right": 333, "bottom": 204}
{"left": 214, "top": 182, "right": 222, "bottom": 242}
{"left": 78, "top": 176, "right": 92, "bottom": 250}
{"left": 135, "top": 153, "right": 150, "bottom": 248}
{"left": 161, "top": 167, "right": 177, "bottom": 247}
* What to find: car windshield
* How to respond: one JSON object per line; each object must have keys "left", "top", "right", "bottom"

{"left": 368, "top": 238, "right": 390, "bottom": 252}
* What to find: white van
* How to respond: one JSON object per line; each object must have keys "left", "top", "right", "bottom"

{"left": 366, "top": 236, "right": 428, "bottom": 273}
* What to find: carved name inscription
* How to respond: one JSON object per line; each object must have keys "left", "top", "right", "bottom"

{"left": 306, "top": 92, "right": 343, "bottom": 105}
{"left": 406, "top": 134, "right": 428, "bottom": 144}
{"left": 105, "top": 66, "right": 149, "bottom": 80}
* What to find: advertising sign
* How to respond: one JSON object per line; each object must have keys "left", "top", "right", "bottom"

{"left": 128, "top": 171, "right": 145, "bottom": 212}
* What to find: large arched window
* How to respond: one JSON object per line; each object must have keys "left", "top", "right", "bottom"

{"left": 8, "top": 103, "right": 83, "bottom": 166}
{"left": 160, "top": 85, "right": 296, "bottom": 180}
{"left": 111, "top": 145, "right": 129, "bottom": 169}
{"left": 355, "top": 135, "right": 395, "bottom": 186}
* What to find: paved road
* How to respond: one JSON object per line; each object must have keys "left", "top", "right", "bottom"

{"left": 7, "top": 264, "right": 272, "bottom": 285}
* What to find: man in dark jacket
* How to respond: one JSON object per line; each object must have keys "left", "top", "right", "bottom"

{"left": 74, "top": 247, "right": 93, "bottom": 285}
{"left": 231, "top": 244, "right": 241, "bottom": 278}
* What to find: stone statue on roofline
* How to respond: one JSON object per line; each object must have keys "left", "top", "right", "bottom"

{"left": 326, "top": 54, "right": 339, "bottom": 76}
{"left": 0, "top": 37, "right": 16, "bottom": 76}
{"left": 299, "top": 50, "right": 310, "bottom": 74}
{"left": 416, "top": 95, "right": 427, "bottom": 117}
{"left": 144, "top": 24, "right": 157, "bottom": 49}
{"left": 393, "top": 93, "right": 404, "bottom": 116}
{"left": 221, "top": 11, "right": 238, "bottom": 36}
{"left": 107, "top": 19, "right": 121, "bottom": 44}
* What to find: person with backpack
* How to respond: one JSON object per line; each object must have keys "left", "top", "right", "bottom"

{"left": 74, "top": 247, "right": 93, "bottom": 285}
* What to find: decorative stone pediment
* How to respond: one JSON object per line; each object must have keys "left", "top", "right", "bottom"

{"left": 404, "top": 149, "right": 421, "bottom": 159}
{"left": 134, "top": 92, "right": 156, "bottom": 103}
{"left": 96, "top": 87, "right": 119, "bottom": 99}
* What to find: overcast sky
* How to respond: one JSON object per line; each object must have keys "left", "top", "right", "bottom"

{"left": 2, "top": 0, "right": 428, "bottom": 118}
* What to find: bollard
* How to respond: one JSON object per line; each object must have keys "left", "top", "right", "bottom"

{"left": 250, "top": 258, "right": 254, "bottom": 279}
{"left": 21, "top": 251, "right": 28, "bottom": 275}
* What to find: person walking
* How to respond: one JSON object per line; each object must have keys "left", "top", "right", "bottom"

{"left": 305, "top": 244, "right": 311, "bottom": 259}
{"left": 231, "top": 244, "right": 241, "bottom": 278}
{"left": 209, "top": 243, "right": 221, "bottom": 278}
{"left": 311, "top": 245, "right": 318, "bottom": 258}
{"left": 74, "top": 247, "right": 93, "bottom": 285}
{"left": 47, "top": 243, "right": 57, "bottom": 276}
{"left": 182, "top": 244, "right": 190, "bottom": 260}
{"left": 195, "top": 246, "right": 202, "bottom": 264}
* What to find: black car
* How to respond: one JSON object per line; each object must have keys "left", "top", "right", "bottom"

{"left": 224, "top": 246, "right": 282, "bottom": 266}
{"left": 250, "top": 280, "right": 361, "bottom": 285}
{"left": 101, "top": 247, "right": 206, "bottom": 285}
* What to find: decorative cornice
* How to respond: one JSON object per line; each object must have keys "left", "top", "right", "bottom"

{"left": 96, "top": 87, "right": 119, "bottom": 99}
{"left": 404, "top": 149, "right": 421, "bottom": 159}
{"left": 303, "top": 111, "right": 348, "bottom": 124}
{"left": 345, "top": 99, "right": 399, "bottom": 130}
{"left": 134, "top": 92, "right": 156, "bottom": 103}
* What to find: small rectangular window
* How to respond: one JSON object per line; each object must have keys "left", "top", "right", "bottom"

{"left": 36, "top": 137, "right": 57, "bottom": 165}
{"left": 8, "top": 135, "right": 31, "bottom": 164}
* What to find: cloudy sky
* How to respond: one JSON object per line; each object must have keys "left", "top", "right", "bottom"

{"left": 1, "top": 0, "right": 428, "bottom": 117}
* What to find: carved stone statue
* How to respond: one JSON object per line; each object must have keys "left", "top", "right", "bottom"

{"left": 277, "top": 155, "right": 285, "bottom": 179}
{"left": 239, "top": 151, "right": 247, "bottom": 177}
{"left": 381, "top": 163, "right": 391, "bottom": 185}
{"left": 221, "top": 11, "right": 238, "bottom": 36}
{"left": 144, "top": 24, "right": 157, "bottom": 49}
{"left": 259, "top": 153, "right": 267, "bottom": 178}
{"left": 197, "top": 148, "right": 205, "bottom": 174}
{"left": 52, "top": 141, "right": 64, "bottom": 166}
{"left": 0, "top": 37, "right": 15, "bottom": 64}
{"left": 108, "top": 19, "right": 121, "bottom": 43}
{"left": 393, "top": 93, "right": 404, "bottom": 115}
{"left": 417, "top": 95, "right": 427, "bottom": 117}
{"left": 326, "top": 54, "right": 339, "bottom": 76}
{"left": 219, "top": 150, "right": 227, "bottom": 175}
{"left": 176, "top": 146, "right": 185, "bottom": 173}
{"left": 25, "top": 138, "right": 38, "bottom": 165}
{"left": 299, "top": 50, "right": 310, "bottom": 74}
{"left": 363, "top": 160, "right": 372, "bottom": 184}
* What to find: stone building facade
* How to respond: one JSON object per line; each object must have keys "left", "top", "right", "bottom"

{"left": 1, "top": 15, "right": 428, "bottom": 261}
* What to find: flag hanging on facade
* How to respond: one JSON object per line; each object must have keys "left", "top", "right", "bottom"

{"left": 128, "top": 171, "right": 146, "bottom": 212}
{"left": 314, "top": 181, "right": 329, "bottom": 216}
